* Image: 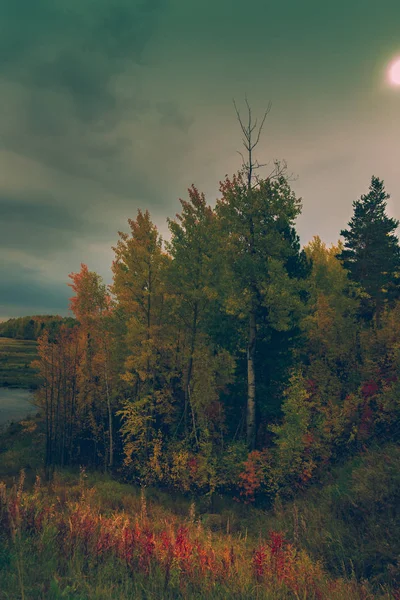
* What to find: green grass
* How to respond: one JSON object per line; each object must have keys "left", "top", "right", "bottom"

{"left": 0, "top": 416, "right": 44, "bottom": 484}
{"left": 0, "top": 337, "right": 39, "bottom": 388}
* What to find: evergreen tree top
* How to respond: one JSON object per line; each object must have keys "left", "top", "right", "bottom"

{"left": 337, "top": 175, "right": 400, "bottom": 309}
{"left": 340, "top": 176, "right": 399, "bottom": 246}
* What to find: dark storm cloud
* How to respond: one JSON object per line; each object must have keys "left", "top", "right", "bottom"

{"left": 0, "top": 263, "right": 70, "bottom": 317}
{"left": 0, "top": 192, "right": 111, "bottom": 256}
{"left": 1, "top": 193, "right": 83, "bottom": 231}
{"left": 0, "top": 0, "right": 164, "bottom": 86}
{"left": 0, "top": 0, "right": 179, "bottom": 197}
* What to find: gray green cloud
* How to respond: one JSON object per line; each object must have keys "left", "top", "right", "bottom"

{"left": 1, "top": 0, "right": 400, "bottom": 318}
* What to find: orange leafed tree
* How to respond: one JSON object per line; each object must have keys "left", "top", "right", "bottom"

{"left": 68, "top": 264, "right": 117, "bottom": 468}
{"left": 33, "top": 325, "right": 85, "bottom": 476}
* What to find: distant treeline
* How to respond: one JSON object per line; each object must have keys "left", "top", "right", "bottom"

{"left": 0, "top": 315, "right": 77, "bottom": 340}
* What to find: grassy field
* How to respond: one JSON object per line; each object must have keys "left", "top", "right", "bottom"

{"left": 0, "top": 418, "right": 399, "bottom": 598}
{"left": 1, "top": 469, "right": 396, "bottom": 600}
{"left": 0, "top": 338, "right": 39, "bottom": 388}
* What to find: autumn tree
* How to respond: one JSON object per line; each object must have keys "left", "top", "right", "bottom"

{"left": 68, "top": 264, "right": 118, "bottom": 468}
{"left": 112, "top": 210, "right": 172, "bottom": 465}
{"left": 33, "top": 325, "right": 84, "bottom": 476}
{"left": 303, "top": 236, "right": 361, "bottom": 403}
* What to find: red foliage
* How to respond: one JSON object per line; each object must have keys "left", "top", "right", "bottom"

{"left": 187, "top": 457, "right": 199, "bottom": 478}
{"left": 253, "top": 545, "right": 268, "bottom": 581}
{"left": 361, "top": 380, "right": 379, "bottom": 398}
{"left": 269, "top": 531, "right": 286, "bottom": 555}
{"left": 306, "top": 378, "right": 317, "bottom": 394}
{"left": 253, "top": 532, "right": 290, "bottom": 584}
{"left": 358, "top": 403, "right": 374, "bottom": 440}
{"left": 0, "top": 479, "right": 379, "bottom": 598}
{"left": 302, "top": 432, "right": 314, "bottom": 449}
{"left": 237, "top": 450, "right": 268, "bottom": 503}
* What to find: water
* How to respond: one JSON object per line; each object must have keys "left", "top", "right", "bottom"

{"left": 0, "top": 388, "right": 36, "bottom": 426}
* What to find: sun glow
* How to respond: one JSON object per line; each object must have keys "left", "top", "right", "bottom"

{"left": 388, "top": 57, "right": 400, "bottom": 86}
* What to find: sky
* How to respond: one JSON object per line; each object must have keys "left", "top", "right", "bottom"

{"left": 1, "top": 0, "right": 400, "bottom": 319}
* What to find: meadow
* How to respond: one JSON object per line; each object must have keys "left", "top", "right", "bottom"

{"left": 0, "top": 467, "right": 397, "bottom": 600}
{"left": 0, "top": 416, "right": 399, "bottom": 599}
{"left": 0, "top": 338, "right": 39, "bottom": 389}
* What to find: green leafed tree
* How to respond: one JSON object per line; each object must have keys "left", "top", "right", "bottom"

{"left": 215, "top": 100, "right": 307, "bottom": 448}
{"left": 166, "top": 186, "right": 234, "bottom": 447}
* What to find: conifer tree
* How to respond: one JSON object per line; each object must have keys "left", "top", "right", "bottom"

{"left": 337, "top": 176, "right": 400, "bottom": 325}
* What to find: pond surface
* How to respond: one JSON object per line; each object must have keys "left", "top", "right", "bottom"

{"left": 0, "top": 388, "right": 36, "bottom": 426}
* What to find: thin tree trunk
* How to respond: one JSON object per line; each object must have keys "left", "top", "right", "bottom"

{"left": 184, "top": 301, "right": 198, "bottom": 440}
{"left": 233, "top": 97, "right": 270, "bottom": 451}
{"left": 104, "top": 346, "right": 113, "bottom": 468}
{"left": 55, "top": 370, "right": 61, "bottom": 465}
{"left": 246, "top": 309, "right": 257, "bottom": 449}
{"left": 44, "top": 364, "right": 50, "bottom": 475}
{"left": 375, "top": 297, "right": 383, "bottom": 329}
{"left": 145, "top": 262, "right": 152, "bottom": 454}
{"left": 246, "top": 151, "right": 257, "bottom": 450}
{"left": 48, "top": 344, "right": 55, "bottom": 475}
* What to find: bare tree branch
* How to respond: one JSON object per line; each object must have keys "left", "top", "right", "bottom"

{"left": 236, "top": 150, "right": 246, "bottom": 168}
{"left": 233, "top": 96, "right": 272, "bottom": 188}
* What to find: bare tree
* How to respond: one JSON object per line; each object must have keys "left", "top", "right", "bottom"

{"left": 232, "top": 97, "right": 289, "bottom": 449}
{"left": 233, "top": 96, "right": 292, "bottom": 188}
{"left": 233, "top": 96, "right": 271, "bottom": 189}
